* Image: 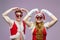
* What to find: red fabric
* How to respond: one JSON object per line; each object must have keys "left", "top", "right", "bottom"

{"left": 10, "top": 21, "right": 26, "bottom": 35}
{"left": 33, "top": 27, "right": 47, "bottom": 40}
{"left": 10, "top": 21, "right": 26, "bottom": 40}
{"left": 23, "top": 21, "right": 26, "bottom": 34}
{"left": 10, "top": 22, "right": 18, "bottom": 35}
{"left": 43, "top": 28, "right": 47, "bottom": 40}
{"left": 33, "top": 28, "right": 37, "bottom": 40}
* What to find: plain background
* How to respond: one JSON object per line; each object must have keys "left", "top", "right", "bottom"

{"left": 0, "top": 0, "right": 60, "bottom": 40}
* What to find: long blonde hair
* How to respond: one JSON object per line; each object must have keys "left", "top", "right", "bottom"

{"left": 35, "top": 21, "right": 44, "bottom": 30}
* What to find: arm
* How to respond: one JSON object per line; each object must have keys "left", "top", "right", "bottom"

{"left": 23, "top": 8, "right": 39, "bottom": 27}
{"left": 21, "top": 8, "right": 30, "bottom": 21}
{"left": 41, "top": 9, "right": 58, "bottom": 29}
{"left": 2, "top": 7, "right": 19, "bottom": 26}
{"left": 21, "top": 8, "right": 29, "bottom": 13}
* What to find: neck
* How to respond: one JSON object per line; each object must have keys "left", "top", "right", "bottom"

{"left": 16, "top": 20, "right": 21, "bottom": 23}
{"left": 35, "top": 21, "right": 44, "bottom": 28}
{"left": 36, "top": 21, "right": 43, "bottom": 24}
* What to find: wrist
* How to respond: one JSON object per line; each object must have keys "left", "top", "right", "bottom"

{"left": 8, "top": 8, "right": 14, "bottom": 12}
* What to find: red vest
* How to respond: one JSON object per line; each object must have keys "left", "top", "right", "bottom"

{"left": 33, "top": 27, "right": 47, "bottom": 40}
{"left": 10, "top": 21, "right": 26, "bottom": 35}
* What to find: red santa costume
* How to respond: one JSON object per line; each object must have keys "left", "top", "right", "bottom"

{"left": 31, "top": 23, "right": 49, "bottom": 40}
{"left": 23, "top": 8, "right": 57, "bottom": 40}
{"left": 10, "top": 20, "right": 26, "bottom": 39}
{"left": 29, "top": 12, "right": 49, "bottom": 40}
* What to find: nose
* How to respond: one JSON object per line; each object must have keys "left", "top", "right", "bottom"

{"left": 18, "top": 16, "right": 21, "bottom": 18}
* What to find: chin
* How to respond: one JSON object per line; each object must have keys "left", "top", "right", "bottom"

{"left": 36, "top": 21, "right": 41, "bottom": 23}
{"left": 17, "top": 19, "right": 21, "bottom": 22}
{"left": 36, "top": 20, "right": 43, "bottom": 23}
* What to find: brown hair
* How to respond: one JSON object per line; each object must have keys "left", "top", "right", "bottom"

{"left": 15, "top": 9, "right": 23, "bottom": 17}
{"left": 15, "top": 9, "right": 23, "bottom": 14}
{"left": 35, "top": 21, "right": 44, "bottom": 29}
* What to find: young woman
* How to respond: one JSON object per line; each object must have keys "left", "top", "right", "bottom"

{"left": 23, "top": 9, "right": 58, "bottom": 40}
{"left": 2, "top": 7, "right": 28, "bottom": 40}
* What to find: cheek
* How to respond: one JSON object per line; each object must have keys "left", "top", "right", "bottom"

{"left": 35, "top": 19, "right": 39, "bottom": 22}
{"left": 15, "top": 17, "right": 20, "bottom": 20}
{"left": 35, "top": 18, "right": 43, "bottom": 22}
{"left": 16, "top": 18, "right": 21, "bottom": 21}
{"left": 35, "top": 18, "right": 37, "bottom": 21}
{"left": 15, "top": 15, "right": 17, "bottom": 19}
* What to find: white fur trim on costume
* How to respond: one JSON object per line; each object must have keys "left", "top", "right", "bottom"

{"left": 15, "top": 21, "right": 24, "bottom": 32}
{"left": 10, "top": 21, "right": 24, "bottom": 39}
{"left": 10, "top": 32, "right": 20, "bottom": 39}
{"left": 41, "top": 9, "right": 53, "bottom": 16}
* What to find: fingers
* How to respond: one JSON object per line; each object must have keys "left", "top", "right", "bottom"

{"left": 11, "top": 7, "right": 28, "bottom": 13}
{"left": 10, "top": 7, "right": 19, "bottom": 11}
{"left": 20, "top": 8, "right": 29, "bottom": 13}
{"left": 13, "top": 7, "right": 20, "bottom": 11}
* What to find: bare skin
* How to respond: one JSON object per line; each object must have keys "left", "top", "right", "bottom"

{"left": 23, "top": 9, "right": 58, "bottom": 30}
{"left": 2, "top": 7, "right": 28, "bottom": 40}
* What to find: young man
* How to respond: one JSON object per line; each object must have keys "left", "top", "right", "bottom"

{"left": 2, "top": 7, "right": 28, "bottom": 40}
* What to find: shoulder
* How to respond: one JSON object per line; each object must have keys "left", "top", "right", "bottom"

{"left": 44, "top": 22, "right": 50, "bottom": 29}
{"left": 28, "top": 22, "right": 35, "bottom": 29}
{"left": 9, "top": 20, "right": 15, "bottom": 28}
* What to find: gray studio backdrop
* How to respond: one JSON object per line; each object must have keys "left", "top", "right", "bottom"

{"left": 0, "top": 0, "right": 60, "bottom": 40}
